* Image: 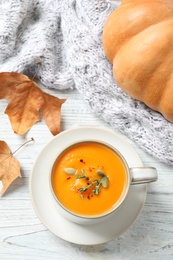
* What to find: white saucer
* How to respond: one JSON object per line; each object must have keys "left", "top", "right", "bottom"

{"left": 29, "top": 126, "right": 147, "bottom": 245}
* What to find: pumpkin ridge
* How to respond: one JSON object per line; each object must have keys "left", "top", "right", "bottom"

{"left": 103, "top": 1, "right": 173, "bottom": 63}
{"left": 113, "top": 27, "right": 173, "bottom": 110}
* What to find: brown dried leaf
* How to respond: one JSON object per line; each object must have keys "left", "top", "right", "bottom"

{"left": 42, "top": 92, "right": 66, "bottom": 135}
{"left": 0, "top": 141, "right": 21, "bottom": 195}
{"left": 0, "top": 72, "right": 66, "bottom": 135}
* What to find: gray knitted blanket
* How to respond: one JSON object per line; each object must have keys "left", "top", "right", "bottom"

{"left": 0, "top": 0, "right": 173, "bottom": 165}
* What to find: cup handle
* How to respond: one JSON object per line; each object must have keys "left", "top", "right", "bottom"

{"left": 130, "top": 167, "right": 158, "bottom": 185}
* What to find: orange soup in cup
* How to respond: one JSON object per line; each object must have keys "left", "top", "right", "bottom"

{"left": 51, "top": 141, "right": 128, "bottom": 217}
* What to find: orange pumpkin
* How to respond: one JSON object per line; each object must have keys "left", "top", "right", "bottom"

{"left": 102, "top": 0, "right": 173, "bottom": 122}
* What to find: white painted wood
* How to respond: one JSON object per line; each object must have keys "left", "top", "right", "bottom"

{"left": 0, "top": 82, "right": 173, "bottom": 260}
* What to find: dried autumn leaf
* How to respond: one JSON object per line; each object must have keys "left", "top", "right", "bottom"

{"left": 0, "top": 72, "right": 66, "bottom": 135}
{"left": 0, "top": 140, "right": 21, "bottom": 195}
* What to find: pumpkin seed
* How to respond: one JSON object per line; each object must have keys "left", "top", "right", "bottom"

{"left": 80, "top": 194, "right": 84, "bottom": 200}
{"left": 101, "top": 176, "right": 109, "bottom": 188}
{"left": 64, "top": 168, "right": 76, "bottom": 175}
{"left": 96, "top": 170, "right": 105, "bottom": 177}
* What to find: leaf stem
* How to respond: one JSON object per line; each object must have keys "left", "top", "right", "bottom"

{"left": 12, "top": 137, "right": 35, "bottom": 155}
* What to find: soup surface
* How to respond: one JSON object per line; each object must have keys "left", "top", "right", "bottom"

{"left": 51, "top": 142, "right": 127, "bottom": 216}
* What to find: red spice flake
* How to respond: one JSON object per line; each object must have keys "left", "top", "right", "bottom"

{"left": 80, "top": 159, "right": 85, "bottom": 164}
{"left": 88, "top": 166, "right": 96, "bottom": 172}
{"left": 97, "top": 165, "right": 104, "bottom": 169}
{"left": 87, "top": 195, "right": 91, "bottom": 200}
{"left": 66, "top": 176, "right": 71, "bottom": 180}
{"left": 88, "top": 166, "right": 93, "bottom": 172}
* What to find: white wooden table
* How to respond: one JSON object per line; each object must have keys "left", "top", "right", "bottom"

{"left": 0, "top": 82, "right": 173, "bottom": 260}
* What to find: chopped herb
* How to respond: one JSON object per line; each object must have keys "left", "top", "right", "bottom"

{"left": 78, "top": 186, "right": 88, "bottom": 192}
{"left": 64, "top": 165, "right": 109, "bottom": 199}
{"left": 76, "top": 169, "right": 89, "bottom": 180}
{"left": 78, "top": 180, "right": 99, "bottom": 193}
{"left": 93, "top": 185, "right": 100, "bottom": 195}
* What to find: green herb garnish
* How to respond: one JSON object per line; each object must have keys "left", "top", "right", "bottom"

{"left": 64, "top": 167, "right": 109, "bottom": 199}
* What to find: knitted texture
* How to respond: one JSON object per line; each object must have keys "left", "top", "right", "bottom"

{"left": 0, "top": 0, "right": 173, "bottom": 165}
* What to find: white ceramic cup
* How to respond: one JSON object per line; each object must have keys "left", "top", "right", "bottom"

{"left": 50, "top": 141, "right": 158, "bottom": 225}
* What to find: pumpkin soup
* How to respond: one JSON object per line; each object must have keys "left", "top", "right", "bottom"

{"left": 51, "top": 141, "right": 127, "bottom": 216}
